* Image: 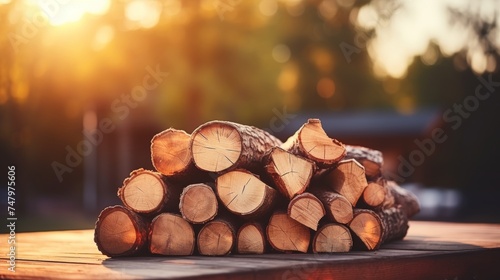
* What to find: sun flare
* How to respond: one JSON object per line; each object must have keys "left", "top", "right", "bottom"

{"left": 34, "top": 0, "right": 110, "bottom": 26}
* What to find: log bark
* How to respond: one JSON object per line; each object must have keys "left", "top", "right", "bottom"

{"left": 236, "top": 222, "right": 266, "bottom": 254}
{"left": 149, "top": 213, "right": 195, "bottom": 256}
{"left": 197, "top": 217, "right": 238, "bottom": 256}
{"left": 383, "top": 180, "right": 420, "bottom": 218}
{"left": 179, "top": 183, "right": 218, "bottom": 224}
{"left": 312, "top": 223, "right": 353, "bottom": 253}
{"left": 264, "top": 147, "right": 315, "bottom": 199}
{"left": 150, "top": 128, "right": 209, "bottom": 183}
{"left": 216, "top": 169, "right": 278, "bottom": 219}
{"left": 117, "top": 169, "right": 181, "bottom": 215}
{"left": 348, "top": 209, "right": 383, "bottom": 250}
{"left": 348, "top": 207, "right": 409, "bottom": 250}
{"left": 266, "top": 211, "right": 310, "bottom": 253}
{"left": 191, "top": 120, "right": 282, "bottom": 173}
{"left": 378, "top": 206, "right": 409, "bottom": 243}
{"left": 322, "top": 159, "right": 368, "bottom": 206}
{"left": 310, "top": 188, "right": 353, "bottom": 224}
{"left": 281, "top": 119, "right": 346, "bottom": 168}
{"left": 360, "top": 182, "right": 387, "bottom": 209}
{"left": 94, "top": 205, "right": 148, "bottom": 257}
{"left": 345, "top": 145, "right": 383, "bottom": 180}
{"left": 287, "top": 192, "right": 325, "bottom": 230}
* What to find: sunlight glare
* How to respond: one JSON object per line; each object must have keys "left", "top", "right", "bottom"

{"left": 125, "top": 0, "right": 162, "bottom": 29}
{"left": 37, "top": 0, "right": 110, "bottom": 26}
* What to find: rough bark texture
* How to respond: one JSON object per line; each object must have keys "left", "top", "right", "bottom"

{"left": 323, "top": 159, "right": 368, "bottom": 207}
{"left": 313, "top": 223, "right": 353, "bottom": 253}
{"left": 236, "top": 222, "right": 266, "bottom": 254}
{"left": 179, "top": 183, "right": 218, "bottom": 224}
{"left": 216, "top": 169, "right": 278, "bottom": 219}
{"left": 281, "top": 119, "right": 346, "bottom": 168}
{"left": 384, "top": 180, "right": 420, "bottom": 218}
{"left": 345, "top": 145, "right": 383, "bottom": 180}
{"left": 117, "top": 169, "right": 181, "bottom": 215}
{"left": 287, "top": 192, "right": 325, "bottom": 230}
{"left": 266, "top": 212, "right": 310, "bottom": 253}
{"left": 149, "top": 213, "right": 195, "bottom": 256}
{"left": 348, "top": 209, "right": 383, "bottom": 251}
{"left": 94, "top": 205, "right": 148, "bottom": 257}
{"left": 264, "top": 147, "right": 315, "bottom": 199}
{"left": 197, "top": 217, "right": 238, "bottom": 256}
{"left": 310, "top": 187, "right": 353, "bottom": 224}
{"left": 378, "top": 206, "right": 409, "bottom": 244}
{"left": 191, "top": 120, "right": 283, "bottom": 173}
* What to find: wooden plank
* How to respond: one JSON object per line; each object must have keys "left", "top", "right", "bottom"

{"left": 1, "top": 221, "right": 499, "bottom": 279}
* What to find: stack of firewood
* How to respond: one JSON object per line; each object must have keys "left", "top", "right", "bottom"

{"left": 94, "top": 119, "right": 420, "bottom": 257}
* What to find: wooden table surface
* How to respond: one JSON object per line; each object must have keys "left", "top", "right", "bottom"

{"left": 1, "top": 221, "right": 499, "bottom": 279}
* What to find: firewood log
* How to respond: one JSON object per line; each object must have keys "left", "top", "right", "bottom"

{"left": 348, "top": 209, "right": 383, "bottom": 251}
{"left": 348, "top": 207, "right": 409, "bottom": 250}
{"left": 150, "top": 128, "right": 209, "bottom": 183}
{"left": 322, "top": 159, "right": 368, "bottom": 206}
{"left": 281, "top": 119, "right": 346, "bottom": 168}
{"left": 179, "top": 183, "right": 218, "bottom": 224}
{"left": 216, "top": 169, "right": 278, "bottom": 219}
{"left": 264, "top": 147, "right": 315, "bottom": 199}
{"left": 360, "top": 181, "right": 387, "bottom": 209}
{"left": 266, "top": 211, "right": 310, "bottom": 253}
{"left": 149, "top": 213, "right": 195, "bottom": 256}
{"left": 117, "top": 169, "right": 181, "bottom": 215}
{"left": 345, "top": 145, "right": 383, "bottom": 180}
{"left": 191, "top": 120, "right": 282, "bottom": 173}
{"left": 287, "top": 192, "right": 325, "bottom": 230}
{"left": 310, "top": 187, "right": 353, "bottom": 224}
{"left": 312, "top": 223, "right": 353, "bottom": 253}
{"left": 94, "top": 205, "right": 148, "bottom": 257}
{"left": 236, "top": 222, "right": 266, "bottom": 254}
{"left": 197, "top": 217, "right": 238, "bottom": 256}
{"left": 384, "top": 180, "right": 420, "bottom": 218}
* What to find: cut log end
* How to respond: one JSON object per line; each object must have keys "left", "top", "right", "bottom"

{"left": 118, "top": 169, "right": 169, "bottom": 214}
{"left": 149, "top": 213, "right": 195, "bottom": 256}
{"left": 325, "top": 159, "right": 368, "bottom": 206}
{"left": 313, "top": 224, "right": 353, "bottom": 253}
{"left": 151, "top": 128, "right": 192, "bottom": 176}
{"left": 94, "top": 205, "right": 147, "bottom": 257}
{"left": 266, "top": 212, "right": 310, "bottom": 253}
{"left": 349, "top": 209, "right": 383, "bottom": 251}
{"left": 216, "top": 170, "right": 276, "bottom": 218}
{"left": 265, "top": 147, "right": 314, "bottom": 199}
{"left": 179, "top": 183, "right": 218, "bottom": 224}
{"left": 197, "top": 219, "right": 235, "bottom": 256}
{"left": 283, "top": 119, "right": 346, "bottom": 166}
{"left": 362, "top": 182, "right": 387, "bottom": 208}
{"left": 191, "top": 122, "right": 242, "bottom": 173}
{"left": 237, "top": 223, "right": 266, "bottom": 254}
{"left": 288, "top": 192, "right": 325, "bottom": 231}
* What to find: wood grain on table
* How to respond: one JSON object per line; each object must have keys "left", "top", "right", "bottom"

{"left": 1, "top": 221, "right": 499, "bottom": 279}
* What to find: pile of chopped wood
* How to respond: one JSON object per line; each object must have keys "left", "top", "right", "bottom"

{"left": 94, "top": 119, "right": 420, "bottom": 257}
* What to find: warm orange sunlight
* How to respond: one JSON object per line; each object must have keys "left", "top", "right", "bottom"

{"left": 358, "top": 0, "right": 499, "bottom": 78}
{"left": 32, "top": 0, "right": 110, "bottom": 26}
